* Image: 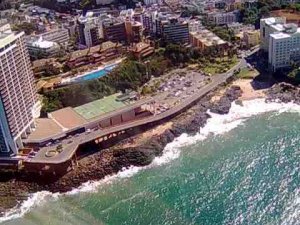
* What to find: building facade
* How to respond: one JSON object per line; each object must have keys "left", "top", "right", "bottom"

{"left": 261, "top": 17, "right": 300, "bottom": 71}
{"left": 78, "top": 15, "right": 102, "bottom": 48}
{"left": 268, "top": 25, "right": 300, "bottom": 71}
{"left": 260, "top": 17, "right": 286, "bottom": 52}
{"left": 207, "top": 10, "right": 239, "bottom": 25}
{"left": 67, "top": 41, "right": 122, "bottom": 68}
{"left": 159, "top": 18, "right": 189, "bottom": 43}
{"left": 190, "top": 29, "right": 228, "bottom": 51}
{"left": 129, "top": 42, "right": 155, "bottom": 60}
{"left": 0, "top": 23, "right": 40, "bottom": 155}
{"left": 26, "top": 37, "right": 61, "bottom": 59}
{"left": 243, "top": 30, "right": 260, "bottom": 47}
{"left": 103, "top": 19, "right": 127, "bottom": 43}
{"left": 125, "top": 20, "right": 143, "bottom": 43}
{"left": 40, "top": 28, "right": 70, "bottom": 48}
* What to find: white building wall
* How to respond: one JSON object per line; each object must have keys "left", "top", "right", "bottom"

{"left": 260, "top": 17, "right": 286, "bottom": 52}
{"left": 269, "top": 33, "right": 300, "bottom": 71}
{"left": 0, "top": 25, "right": 39, "bottom": 154}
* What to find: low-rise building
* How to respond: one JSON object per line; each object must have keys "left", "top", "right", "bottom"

{"left": 39, "top": 28, "right": 70, "bottom": 48}
{"left": 190, "top": 29, "right": 228, "bottom": 51}
{"left": 26, "top": 37, "right": 61, "bottom": 59}
{"left": 129, "top": 42, "right": 155, "bottom": 60}
{"left": 67, "top": 41, "right": 123, "bottom": 68}
{"left": 32, "top": 58, "right": 63, "bottom": 77}
{"left": 243, "top": 30, "right": 260, "bottom": 47}
{"left": 227, "top": 22, "right": 255, "bottom": 34}
{"left": 206, "top": 10, "right": 239, "bottom": 25}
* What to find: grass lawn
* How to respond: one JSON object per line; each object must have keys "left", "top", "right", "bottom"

{"left": 200, "top": 56, "right": 238, "bottom": 75}
{"left": 237, "top": 67, "right": 259, "bottom": 79}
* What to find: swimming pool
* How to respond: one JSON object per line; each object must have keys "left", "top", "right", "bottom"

{"left": 74, "top": 64, "right": 117, "bottom": 82}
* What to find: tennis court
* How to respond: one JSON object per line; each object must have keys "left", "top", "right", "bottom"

{"left": 74, "top": 94, "right": 128, "bottom": 120}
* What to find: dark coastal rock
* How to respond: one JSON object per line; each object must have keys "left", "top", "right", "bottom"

{"left": 266, "top": 83, "right": 300, "bottom": 104}
{"left": 0, "top": 84, "right": 243, "bottom": 212}
{"left": 210, "top": 85, "right": 243, "bottom": 114}
{"left": 114, "top": 148, "right": 155, "bottom": 167}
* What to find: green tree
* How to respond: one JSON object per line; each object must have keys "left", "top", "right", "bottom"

{"left": 12, "top": 22, "right": 37, "bottom": 35}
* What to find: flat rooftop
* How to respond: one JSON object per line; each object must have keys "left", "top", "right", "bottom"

{"left": 26, "top": 118, "right": 64, "bottom": 142}
{"left": 49, "top": 107, "right": 87, "bottom": 130}
{"left": 74, "top": 93, "right": 129, "bottom": 121}
{"left": 270, "top": 32, "right": 291, "bottom": 39}
{"left": 25, "top": 93, "right": 145, "bottom": 143}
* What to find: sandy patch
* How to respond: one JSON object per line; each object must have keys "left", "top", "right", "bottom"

{"left": 232, "top": 79, "right": 265, "bottom": 101}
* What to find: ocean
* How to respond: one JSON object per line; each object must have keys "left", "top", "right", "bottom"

{"left": 1, "top": 99, "right": 299, "bottom": 225}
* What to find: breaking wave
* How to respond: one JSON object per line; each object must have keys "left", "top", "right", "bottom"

{"left": 0, "top": 98, "right": 299, "bottom": 223}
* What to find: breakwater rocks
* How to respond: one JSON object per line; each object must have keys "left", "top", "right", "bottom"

{"left": 266, "top": 83, "right": 300, "bottom": 104}
{"left": 0, "top": 86, "right": 243, "bottom": 212}
{"left": 210, "top": 85, "right": 243, "bottom": 114}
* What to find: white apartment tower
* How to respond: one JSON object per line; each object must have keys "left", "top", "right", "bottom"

{"left": 0, "top": 23, "right": 40, "bottom": 155}
{"left": 260, "top": 17, "right": 286, "bottom": 52}
{"left": 260, "top": 17, "right": 300, "bottom": 71}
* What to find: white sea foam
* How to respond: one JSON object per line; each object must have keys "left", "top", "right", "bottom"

{"left": 281, "top": 189, "right": 300, "bottom": 225}
{"left": 0, "top": 98, "right": 299, "bottom": 223}
{"left": 0, "top": 191, "right": 59, "bottom": 223}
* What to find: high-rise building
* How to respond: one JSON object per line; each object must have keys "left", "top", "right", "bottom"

{"left": 0, "top": 23, "right": 40, "bottom": 155}
{"left": 159, "top": 17, "right": 189, "bottom": 43}
{"left": 78, "top": 15, "right": 103, "bottom": 48}
{"left": 125, "top": 20, "right": 143, "bottom": 43}
{"left": 103, "top": 19, "right": 126, "bottom": 43}
{"left": 260, "top": 17, "right": 300, "bottom": 71}
{"left": 268, "top": 25, "right": 300, "bottom": 71}
{"left": 260, "top": 17, "right": 286, "bottom": 52}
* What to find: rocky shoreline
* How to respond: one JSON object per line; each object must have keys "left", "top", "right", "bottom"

{"left": 0, "top": 81, "right": 298, "bottom": 214}
{"left": 266, "top": 82, "right": 300, "bottom": 104}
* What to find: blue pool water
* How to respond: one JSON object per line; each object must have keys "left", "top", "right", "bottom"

{"left": 74, "top": 64, "right": 117, "bottom": 82}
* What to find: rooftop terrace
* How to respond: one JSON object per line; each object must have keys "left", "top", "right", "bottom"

{"left": 74, "top": 93, "right": 129, "bottom": 120}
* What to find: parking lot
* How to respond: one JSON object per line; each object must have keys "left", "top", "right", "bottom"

{"left": 143, "top": 68, "right": 210, "bottom": 108}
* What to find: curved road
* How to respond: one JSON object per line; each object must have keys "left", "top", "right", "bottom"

{"left": 28, "top": 58, "right": 247, "bottom": 165}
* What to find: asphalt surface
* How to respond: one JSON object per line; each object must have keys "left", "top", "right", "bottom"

{"left": 28, "top": 57, "right": 249, "bottom": 165}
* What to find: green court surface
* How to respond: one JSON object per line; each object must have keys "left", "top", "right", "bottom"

{"left": 74, "top": 94, "right": 127, "bottom": 120}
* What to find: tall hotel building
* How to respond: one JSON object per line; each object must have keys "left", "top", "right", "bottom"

{"left": 260, "top": 17, "right": 300, "bottom": 71}
{"left": 0, "top": 23, "right": 40, "bottom": 156}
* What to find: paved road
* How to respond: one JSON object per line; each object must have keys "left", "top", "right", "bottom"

{"left": 28, "top": 58, "right": 247, "bottom": 165}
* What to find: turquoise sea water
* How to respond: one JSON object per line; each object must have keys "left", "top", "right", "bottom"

{"left": 1, "top": 100, "right": 300, "bottom": 225}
